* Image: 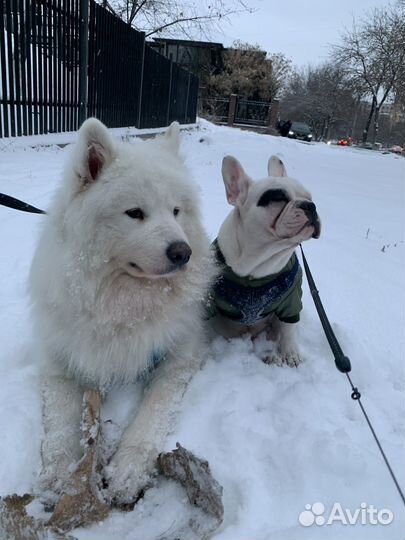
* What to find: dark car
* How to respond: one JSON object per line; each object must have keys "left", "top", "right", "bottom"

{"left": 337, "top": 136, "right": 352, "bottom": 146}
{"left": 287, "top": 122, "right": 313, "bottom": 142}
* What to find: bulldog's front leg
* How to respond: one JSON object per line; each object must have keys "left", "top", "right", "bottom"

{"left": 105, "top": 344, "right": 201, "bottom": 504}
{"left": 278, "top": 321, "right": 302, "bottom": 367}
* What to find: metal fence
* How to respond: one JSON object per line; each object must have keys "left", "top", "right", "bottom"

{"left": 235, "top": 99, "right": 270, "bottom": 126}
{"left": 200, "top": 96, "right": 271, "bottom": 127}
{"left": 200, "top": 97, "right": 229, "bottom": 123}
{"left": 0, "top": 0, "right": 199, "bottom": 138}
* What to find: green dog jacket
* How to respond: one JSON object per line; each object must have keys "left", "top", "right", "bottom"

{"left": 208, "top": 239, "right": 303, "bottom": 325}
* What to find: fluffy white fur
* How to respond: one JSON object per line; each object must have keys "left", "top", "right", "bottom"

{"left": 30, "top": 119, "right": 215, "bottom": 504}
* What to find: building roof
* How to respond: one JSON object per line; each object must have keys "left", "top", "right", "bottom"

{"left": 151, "top": 37, "right": 224, "bottom": 49}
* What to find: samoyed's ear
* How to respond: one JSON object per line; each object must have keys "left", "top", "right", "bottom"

{"left": 75, "top": 118, "right": 116, "bottom": 188}
{"left": 222, "top": 155, "right": 252, "bottom": 207}
{"left": 268, "top": 155, "right": 287, "bottom": 178}
{"left": 163, "top": 121, "right": 181, "bottom": 155}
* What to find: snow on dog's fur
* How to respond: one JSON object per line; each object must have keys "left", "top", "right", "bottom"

{"left": 29, "top": 119, "right": 215, "bottom": 504}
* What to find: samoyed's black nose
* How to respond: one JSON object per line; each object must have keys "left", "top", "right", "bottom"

{"left": 166, "top": 242, "right": 192, "bottom": 267}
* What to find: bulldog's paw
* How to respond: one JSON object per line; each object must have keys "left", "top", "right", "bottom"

{"left": 278, "top": 322, "right": 302, "bottom": 368}
{"left": 280, "top": 350, "right": 303, "bottom": 368}
{"left": 262, "top": 352, "right": 283, "bottom": 366}
{"left": 104, "top": 445, "right": 157, "bottom": 505}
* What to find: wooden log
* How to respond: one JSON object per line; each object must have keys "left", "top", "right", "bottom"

{"left": 158, "top": 442, "right": 224, "bottom": 523}
{"left": 0, "top": 494, "right": 74, "bottom": 540}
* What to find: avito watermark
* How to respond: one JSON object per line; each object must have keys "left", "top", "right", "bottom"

{"left": 298, "top": 502, "right": 394, "bottom": 527}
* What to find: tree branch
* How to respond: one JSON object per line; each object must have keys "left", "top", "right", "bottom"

{"left": 145, "top": 14, "right": 224, "bottom": 37}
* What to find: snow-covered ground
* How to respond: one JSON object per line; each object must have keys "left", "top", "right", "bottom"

{"left": 0, "top": 121, "right": 404, "bottom": 539}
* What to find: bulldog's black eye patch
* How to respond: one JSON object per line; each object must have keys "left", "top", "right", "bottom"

{"left": 257, "top": 189, "right": 289, "bottom": 207}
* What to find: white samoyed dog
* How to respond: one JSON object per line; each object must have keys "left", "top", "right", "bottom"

{"left": 29, "top": 118, "right": 214, "bottom": 504}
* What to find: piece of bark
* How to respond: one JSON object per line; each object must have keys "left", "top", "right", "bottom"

{"left": 158, "top": 443, "right": 224, "bottom": 523}
{"left": 0, "top": 494, "right": 40, "bottom": 540}
{"left": 47, "top": 389, "right": 109, "bottom": 532}
{"left": 0, "top": 494, "right": 75, "bottom": 540}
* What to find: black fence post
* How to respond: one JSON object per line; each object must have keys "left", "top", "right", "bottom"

{"left": 137, "top": 38, "right": 146, "bottom": 128}
{"left": 79, "top": 0, "right": 89, "bottom": 126}
{"left": 5, "top": 4, "right": 15, "bottom": 136}
{"left": 166, "top": 54, "right": 173, "bottom": 125}
{"left": 184, "top": 71, "right": 191, "bottom": 123}
{"left": 0, "top": 0, "right": 8, "bottom": 137}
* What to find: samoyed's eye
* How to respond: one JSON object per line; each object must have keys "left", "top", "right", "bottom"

{"left": 173, "top": 207, "right": 180, "bottom": 216}
{"left": 125, "top": 208, "right": 145, "bottom": 220}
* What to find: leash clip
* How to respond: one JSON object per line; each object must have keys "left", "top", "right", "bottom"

{"left": 351, "top": 388, "right": 361, "bottom": 400}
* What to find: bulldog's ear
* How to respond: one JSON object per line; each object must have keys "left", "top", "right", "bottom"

{"left": 268, "top": 155, "right": 287, "bottom": 177}
{"left": 222, "top": 155, "right": 251, "bottom": 206}
{"left": 75, "top": 118, "right": 116, "bottom": 189}
{"left": 163, "top": 121, "right": 181, "bottom": 155}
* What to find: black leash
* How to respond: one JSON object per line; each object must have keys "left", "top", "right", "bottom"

{"left": 299, "top": 244, "right": 405, "bottom": 507}
{"left": 0, "top": 193, "right": 46, "bottom": 214}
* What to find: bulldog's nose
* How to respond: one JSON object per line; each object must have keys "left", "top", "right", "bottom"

{"left": 298, "top": 200, "right": 317, "bottom": 223}
{"left": 298, "top": 201, "right": 317, "bottom": 215}
{"left": 166, "top": 242, "right": 192, "bottom": 267}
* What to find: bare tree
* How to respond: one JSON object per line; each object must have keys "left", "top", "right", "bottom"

{"left": 280, "top": 63, "right": 356, "bottom": 140}
{"left": 394, "top": 1, "right": 405, "bottom": 107}
{"left": 267, "top": 53, "right": 292, "bottom": 101}
{"left": 333, "top": 4, "right": 405, "bottom": 143}
{"left": 395, "top": 66, "right": 405, "bottom": 108}
{"left": 99, "top": 0, "right": 253, "bottom": 39}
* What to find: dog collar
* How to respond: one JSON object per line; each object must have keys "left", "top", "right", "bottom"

{"left": 143, "top": 350, "right": 166, "bottom": 378}
{"left": 208, "top": 239, "right": 302, "bottom": 325}
{"left": 75, "top": 349, "right": 166, "bottom": 393}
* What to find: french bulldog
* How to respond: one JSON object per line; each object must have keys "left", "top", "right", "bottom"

{"left": 209, "top": 155, "right": 321, "bottom": 366}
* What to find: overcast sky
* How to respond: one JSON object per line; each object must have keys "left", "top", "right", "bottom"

{"left": 210, "top": 0, "right": 390, "bottom": 66}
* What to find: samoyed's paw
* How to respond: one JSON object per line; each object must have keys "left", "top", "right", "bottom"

{"left": 34, "top": 466, "right": 69, "bottom": 508}
{"left": 261, "top": 352, "right": 283, "bottom": 366}
{"left": 104, "top": 444, "right": 157, "bottom": 505}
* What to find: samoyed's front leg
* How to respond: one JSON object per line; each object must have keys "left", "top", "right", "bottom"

{"left": 106, "top": 346, "right": 201, "bottom": 504}
{"left": 38, "top": 369, "right": 83, "bottom": 504}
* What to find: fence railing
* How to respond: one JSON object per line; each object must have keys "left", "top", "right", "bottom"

{"left": 0, "top": 0, "right": 199, "bottom": 138}
{"left": 201, "top": 95, "right": 272, "bottom": 128}
{"left": 235, "top": 99, "right": 270, "bottom": 126}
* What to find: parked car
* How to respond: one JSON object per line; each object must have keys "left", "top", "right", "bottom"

{"left": 287, "top": 122, "right": 313, "bottom": 142}
{"left": 337, "top": 136, "right": 352, "bottom": 146}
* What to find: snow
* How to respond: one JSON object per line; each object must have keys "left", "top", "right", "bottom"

{"left": 0, "top": 120, "right": 404, "bottom": 539}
